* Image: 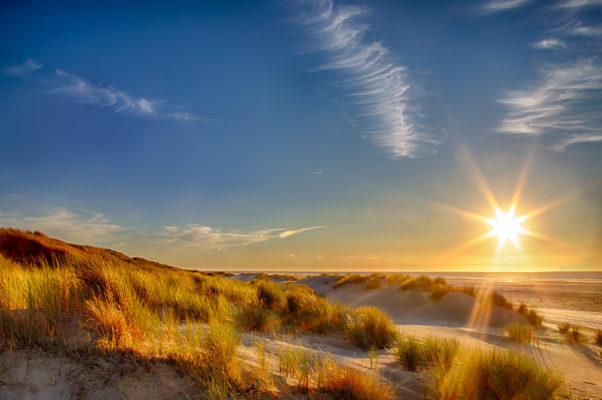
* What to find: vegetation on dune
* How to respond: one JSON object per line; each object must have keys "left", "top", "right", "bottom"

{"left": 394, "top": 333, "right": 565, "bottom": 398}
{"left": 515, "top": 302, "right": 543, "bottom": 328}
{"left": 365, "top": 273, "right": 386, "bottom": 290}
{"left": 430, "top": 348, "right": 564, "bottom": 400}
{"left": 395, "top": 336, "right": 460, "bottom": 371}
{"left": 333, "top": 273, "right": 370, "bottom": 289}
{"left": 506, "top": 323, "right": 533, "bottom": 344}
{"left": 344, "top": 306, "right": 397, "bottom": 350}
{"left": 320, "top": 361, "right": 394, "bottom": 400}
{"left": 559, "top": 323, "right": 584, "bottom": 344}
{"left": 395, "top": 337, "right": 422, "bottom": 371}
{"left": 277, "top": 348, "right": 394, "bottom": 399}
{"left": 334, "top": 272, "right": 546, "bottom": 328}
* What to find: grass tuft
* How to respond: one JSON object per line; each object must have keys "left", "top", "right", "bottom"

{"left": 319, "top": 361, "right": 394, "bottom": 400}
{"left": 394, "top": 336, "right": 459, "bottom": 371}
{"left": 345, "top": 307, "right": 397, "bottom": 350}
{"left": 395, "top": 337, "right": 422, "bottom": 371}
{"left": 333, "top": 274, "right": 369, "bottom": 289}
{"left": 506, "top": 323, "right": 533, "bottom": 344}
{"left": 560, "top": 324, "right": 584, "bottom": 344}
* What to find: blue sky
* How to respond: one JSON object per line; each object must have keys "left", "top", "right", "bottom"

{"left": 1, "top": 0, "right": 601, "bottom": 271}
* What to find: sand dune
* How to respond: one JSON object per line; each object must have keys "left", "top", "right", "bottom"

{"left": 297, "top": 275, "right": 602, "bottom": 399}
{"left": 299, "top": 275, "right": 524, "bottom": 329}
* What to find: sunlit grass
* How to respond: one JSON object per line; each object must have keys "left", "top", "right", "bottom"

{"left": 559, "top": 323, "right": 584, "bottom": 344}
{"left": 506, "top": 323, "right": 533, "bottom": 344}
{"left": 431, "top": 348, "right": 564, "bottom": 400}
{"left": 395, "top": 336, "right": 460, "bottom": 371}
{"left": 345, "top": 306, "right": 397, "bottom": 350}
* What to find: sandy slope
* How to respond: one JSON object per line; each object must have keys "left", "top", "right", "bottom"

{"left": 0, "top": 350, "right": 200, "bottom": 400}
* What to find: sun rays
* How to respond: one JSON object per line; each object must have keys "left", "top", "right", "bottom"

{"left": 440, "top": 143, "right": 590, "bottom": 261}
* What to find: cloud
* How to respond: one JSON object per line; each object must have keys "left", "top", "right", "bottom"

{"left": 478, "top": 0, "right": 531, "bottom": 15}
{"left": 290, "top": 0, "right": 437, "bottom": 158}
{"left": 549, "top": 134, "right": 602, "bottom": 151}
{"left": 0, "top": 208, "right": 121, "bottom": 244}
{"left": 279, "top": 225, "right": 324, "bottom": 238}
{"left": 50, "top": 69, "right": 200, "bottom": 122}
{"left": 497, "top": 59, "right": 602, "bottom": 150}
{"left": 556, "top": 0, "right": 602, "bottom": 8}
{"left": 162, "top": 224, "right": 325, "bottom": 250}
{"left": 4, "top": 58, "right": 43, "bottom": 76}
{"left": 566, "top": 24, "right": 602, "bottom": 37}
{"left": 533, "top": 38, "right": 566, "bottom": 49}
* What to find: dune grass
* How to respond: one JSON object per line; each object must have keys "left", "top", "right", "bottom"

{"left": 506, "top": 323, "right": 533, "bottom": 344}
{"left": 365, "top": 273, "right": 385, "bottom": 290}
{"left": 515, "top": 302, "right": 544, "bottom": 328}
{"left": 559, "top": 323, "right": 584, "bottom": 344}
{"left": 344, "top": 306, "right": 398, "bottom": 350}
{"left": 277, "top": 348, "right": 394, "bottom": 399}
{"left": 394, "top": 337, "right": 422, "bottom": 371}
{"left": 431, "top": 347, "right": 564, "bottom": 400}
{"left": 319, "top": 361, "right": 394, "bottom": 400}
{"left": 395, "top": 336, "right": 460, "bottom": 371}
{"left": 333, "top": 274, "right": 369, "bottom": 289}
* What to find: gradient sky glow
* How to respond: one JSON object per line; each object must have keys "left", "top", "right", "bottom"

{"left": 1, "top": 0, "right": 601, "bottom": 271}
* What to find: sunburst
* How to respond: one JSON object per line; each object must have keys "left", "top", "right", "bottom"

{"left": 484, "top": 207, "right": 528, "bottom": 250}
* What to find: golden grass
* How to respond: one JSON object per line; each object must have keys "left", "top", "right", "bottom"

{"left": 506, "top": 323, "right": 533, "bottom": 344}
{"left": 559, "top": 323, "right": 584, "bottom": 344}
{"left": 365, "top": 273, "right": 385, "bottom": 290}
{"left": 395, "top": 336, "right": 460, "bottom": 371}
{"left": 333, "top": 273, "right": 369, "bottom": 289}
{"left": 345, "top": 306, "right": 397, "bottom": 350}
{"left": 431, "top": 348, "right": 565, "bottom": 400}
{"left": 319, "top": 361, "right": 394, "bottom": 400}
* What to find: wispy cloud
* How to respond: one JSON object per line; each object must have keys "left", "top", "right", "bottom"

{"left": 279, "top": 225, "right": 324, "bottom": 238}
{"left": 549, "top": 134, "right": 602, "bottom": 151}
{"left": 291, "top": 0, "right": 436, "bottom": 158}
{"left": 51, "top": 69, "right": 201, "bottom": 122}
{"left": 533, "top": 38, "right": 566, "bottom": 49}
{"left": 497, "top": 59, "right": 602, "bottom": 150}
{"left": 478, "top": 0, "right": 531, "bottom": 15}
{"left": 0, "top": 208, "right": 121, "bottom": 243}
{"left": 566, "top": 24, "right": 602, "bottom": 37}
{"left": 3, "top": 58, "right": 43, "bottom": 76}
{"left": 162, "top": 224, "right": 325, "bottom": 250}
{"left": 556, "top": 0, "right": 602, "bottom": 8}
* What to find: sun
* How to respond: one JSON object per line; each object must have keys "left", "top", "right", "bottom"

{"left": 484, "top": 207, "right": 527, "bottom": 249}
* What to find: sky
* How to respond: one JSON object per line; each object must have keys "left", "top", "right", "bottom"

{"left": 1, "top": 0, "right": 601, "bottom": 272}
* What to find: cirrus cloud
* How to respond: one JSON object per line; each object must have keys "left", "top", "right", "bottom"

{"left": 162, "top": 224, "right": 325, "bottom": 251}
{"left": 290, "top": 0, "right": 437, "bottom": 158}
